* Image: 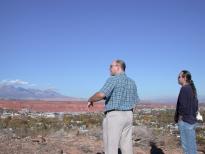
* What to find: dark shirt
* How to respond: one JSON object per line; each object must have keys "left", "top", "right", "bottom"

{"left": 175, "top": 84, "right": 198, "bottom": 124}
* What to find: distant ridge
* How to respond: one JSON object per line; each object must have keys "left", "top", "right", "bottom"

{"left": 141, "top": 96, "right": 205, "bottom": 104}
{"left": 0, "top": 85, "right": 84, "bottom": 101}
{"left": 0, "top": 84, "right": 204, "bottom": 103}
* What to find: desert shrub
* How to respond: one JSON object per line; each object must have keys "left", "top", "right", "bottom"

{"left": 197, "top": 135, "right": 205, "bottom": 145}
{"left": 1, "top": 116, "right": 12, "bottom": 128}
{"left": 63, "top": 115, "right": 72, "bottom": 125}
{"left": 63, "top": 113, "right": 103, "bottom": 128}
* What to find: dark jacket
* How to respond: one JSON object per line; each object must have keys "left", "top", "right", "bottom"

{"left": 174, "top": 84, "right": 198, "bottom": 124}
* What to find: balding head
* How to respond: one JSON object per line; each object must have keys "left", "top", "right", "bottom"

{"left": 110, "top": 59, "right": 126, "bottom": 76}
{"left": 115, "top": 59, "right": 126, "bottom": 71}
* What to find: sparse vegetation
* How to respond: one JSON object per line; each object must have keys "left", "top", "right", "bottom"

{"left": 0, "top": 107, "right": 204, "bottom": 153}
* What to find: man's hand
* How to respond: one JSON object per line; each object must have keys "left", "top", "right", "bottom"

{"left": 87, "top": 101, "right": 94, "bottom": 108}
{"left": 87, "top": 92, "right": 105, "bottom": 109}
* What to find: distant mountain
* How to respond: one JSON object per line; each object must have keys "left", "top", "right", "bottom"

{"left": 142, "top": 96, "right": 205, "bottom": 104}
{"left": 141, "top": 97, "right": 177, "bottom": 104}
{"left": 199, "top": 96, "right": 205, "bottom": 103}
{"left": 0, "top": 85, "right": 82, "bottom": 101}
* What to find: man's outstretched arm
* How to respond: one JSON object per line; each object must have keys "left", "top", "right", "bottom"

{"left": 87, "top": 92, "right": 105, "bottom": 108}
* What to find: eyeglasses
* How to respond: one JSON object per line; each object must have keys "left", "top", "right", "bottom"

{"left": 110, "top": 64, "right": 118, "bottom": 68}
{"left": 178, "top": 76, "right": 184, "bottom": 79}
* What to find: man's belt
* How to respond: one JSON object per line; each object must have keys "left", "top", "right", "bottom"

{"left": 104, "top": 109, "right": 133, "bottom": 115}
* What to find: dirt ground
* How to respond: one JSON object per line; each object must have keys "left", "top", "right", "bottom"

{"left": 0, "top": 127, "right": 185, "bottom": 154}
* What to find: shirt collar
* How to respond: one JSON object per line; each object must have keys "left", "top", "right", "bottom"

{"left": 115, "top": 72, "right": 126, "bottom": 76}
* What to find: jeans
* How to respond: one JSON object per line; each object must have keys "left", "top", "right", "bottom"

{"left": 178, "top": 120, "right": 197, "bottom": 154}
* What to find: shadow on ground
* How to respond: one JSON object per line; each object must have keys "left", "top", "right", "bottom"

{"left": 150, "top": 141, "right": 165, "bottom": 154}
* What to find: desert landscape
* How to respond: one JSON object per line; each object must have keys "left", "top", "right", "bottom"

{"left": 0, "top": 100, "right": 205, "bottom": 154}
{"left": 1, "top": 0, "right": 205, "bottom": 153}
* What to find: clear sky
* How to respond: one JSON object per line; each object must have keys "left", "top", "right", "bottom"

{"left": 0, "top": 0, "right": 205, "bottom": 100}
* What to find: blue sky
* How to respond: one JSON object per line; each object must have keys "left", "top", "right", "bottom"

{"left": 0, "top": 0, "right": 205, "bottom": 100}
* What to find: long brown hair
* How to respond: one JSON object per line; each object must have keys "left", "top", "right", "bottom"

{"left": 181, "top": 70, "right": 197, "bottom": 98}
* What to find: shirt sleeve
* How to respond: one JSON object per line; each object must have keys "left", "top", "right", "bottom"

{"left": 133, "top": 83, "right": 140, "bottom": 105}
{"left": 99, "top": 77, "right": 115, "bottom": 98}
{"left": 196, "top": 98, "right": 199, "bottom": 112}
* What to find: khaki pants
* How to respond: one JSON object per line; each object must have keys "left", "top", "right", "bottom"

{"left": 103, "top": 111, "right": 133, "bottom": 154}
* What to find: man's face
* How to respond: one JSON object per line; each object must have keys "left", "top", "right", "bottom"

{"left": 178, "top": 72, "right": 186, "bottom": 85}
{"left": 110, "top": 61, "right": 120, "bottom": 76}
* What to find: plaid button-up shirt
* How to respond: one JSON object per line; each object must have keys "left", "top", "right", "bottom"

{"left": 99, "top": 72, "right": 139, "bottom": 112}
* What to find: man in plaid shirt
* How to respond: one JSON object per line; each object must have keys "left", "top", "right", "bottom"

{"left": 88, "top": 59, "right": 139, "bottom": 154}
